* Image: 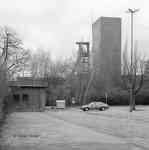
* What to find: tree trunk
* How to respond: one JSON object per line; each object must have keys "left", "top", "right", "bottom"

{"left": 132, "top": 95, "right": 136, "bottom": 110}
{"left": 129, "top": 90, "right": 136, "bottom": 112}
{"left": 129, "top": 89, "right": 133, "bottom": 112}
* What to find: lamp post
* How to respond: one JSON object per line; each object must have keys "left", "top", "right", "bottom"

{"left": 126, "top": 9, "right": 139, "bottom": 70}
{"left": 126, "top": 8, "right": 139, "bottom": 111}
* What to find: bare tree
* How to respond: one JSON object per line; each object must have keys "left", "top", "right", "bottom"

{"left": 0, "top": 26, "right": 30, "bottom": 79}
{"left": 0, "top": 27, "right": 9, "bottom": 112}
{"left": 29, "top": 49, "right": 75, "bottom": 105}
{"left": 30, "top": 49, "right": 51, "bottom": 78}
{"left": 30, "top": 49, "right": 74, "bottom": 79}
{"left": 0, "top": 28, "right": 8, "bottom": 68}
{"left": 122, "top": 41, "right": 145, "bottom": 112}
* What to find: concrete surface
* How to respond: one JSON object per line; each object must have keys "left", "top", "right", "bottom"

{"left": 0, "top": 106, "right": 149, "bottom": 150}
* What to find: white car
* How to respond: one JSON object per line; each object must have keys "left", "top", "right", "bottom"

{"left": 81, "top": 101, "right": 109, "bottom": 111}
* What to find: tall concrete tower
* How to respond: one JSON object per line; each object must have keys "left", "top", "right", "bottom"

{"left": 92, "top": 17, "right": 121, "bottom": 89}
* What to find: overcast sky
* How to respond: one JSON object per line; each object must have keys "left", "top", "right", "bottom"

{"left": 0, "top": 0, "right": 148, "bottom": 59}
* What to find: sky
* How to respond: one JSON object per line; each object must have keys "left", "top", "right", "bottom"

{"left": 0, "top": 0, "right": 148, "bottom": 60}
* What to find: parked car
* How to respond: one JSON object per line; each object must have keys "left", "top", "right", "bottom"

{"left": 81, "top": 101, "right": 109, "bottom": 111}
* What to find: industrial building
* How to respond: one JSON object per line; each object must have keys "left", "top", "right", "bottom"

{"left": 92, "top": 17, "right": 121, "bottom": 89}
{"left": 8, "top": 77, "right": 48, "bottom": 111}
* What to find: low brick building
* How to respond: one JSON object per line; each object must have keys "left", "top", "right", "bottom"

{"left": 8, "top": 77, "right": 48, "bottom": 111}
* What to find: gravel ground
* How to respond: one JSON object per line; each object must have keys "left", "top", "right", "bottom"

{"left": 46, "top": 106, "right": 149, "bottom": 149}
{"left": 0, "top": 106, "right": 149, "bottom": 150}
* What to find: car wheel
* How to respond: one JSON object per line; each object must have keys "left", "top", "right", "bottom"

{"left": 85, "top": 108, "right": 89, "bottom": 111}
{"left": 101, "top": 107, "right": 105, "bottom": 111}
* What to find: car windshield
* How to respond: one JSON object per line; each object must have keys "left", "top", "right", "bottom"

{"left": 88, "top": 102, "right": 95, "bottom": 107}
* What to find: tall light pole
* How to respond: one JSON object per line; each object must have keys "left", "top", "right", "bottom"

{"left": 126, "top": 8, "right": 139, "bottom": 73}
{"left": 126, "top": 8, "right": 139, "bottom": 111}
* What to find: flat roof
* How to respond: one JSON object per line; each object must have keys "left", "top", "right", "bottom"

{"left": 8, "top": 77, "right": 48, "bottom": 88}
{"left": 93, "top": 16, "right": 121, "bottom": 25}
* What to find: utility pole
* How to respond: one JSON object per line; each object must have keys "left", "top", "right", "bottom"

{"left": 126, "top": 8, "right": 139, "bottom": 112}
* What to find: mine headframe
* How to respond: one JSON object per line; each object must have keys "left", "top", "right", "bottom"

{"left": 75, "top": 42, "right": 90, "bottom": 76}
{"left": 76, "top": 42, "right": 90, "bottom": 58}
{"left": 75, "top": 42, "right": 90, "bottom": 105}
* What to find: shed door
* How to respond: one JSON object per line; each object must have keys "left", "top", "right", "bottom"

{"left": 40, "top": 90, "right": 46, "bottom": 109}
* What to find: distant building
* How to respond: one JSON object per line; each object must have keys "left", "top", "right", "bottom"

{"left": 8, "top": 77, "right": 48, "bottom": 111}
{"left": 92, "top": 17, "right": 121, "bottom": 90}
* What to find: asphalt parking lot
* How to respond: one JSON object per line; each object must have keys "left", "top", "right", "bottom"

{"left": 0, "top": 106, "right": 149, "bottom": 150}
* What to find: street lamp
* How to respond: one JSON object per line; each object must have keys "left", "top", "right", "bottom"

{"left": 126, "top": 8, "right": 139, "bottom": 73}
{"left": 126, "top": 8, "right": 139, "bottom": 111}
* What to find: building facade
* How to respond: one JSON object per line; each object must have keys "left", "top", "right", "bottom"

{"left": 8, "top": 77, "right": 48, "bottom": 111}
{"left": 92, "top": 17, "right": 121, "bottom": 90}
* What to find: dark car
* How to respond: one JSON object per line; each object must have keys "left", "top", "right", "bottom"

{"left": 81, "top": 101, "right": 109, "bottom": 111}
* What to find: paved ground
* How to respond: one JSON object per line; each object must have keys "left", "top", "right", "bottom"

{"left": 0, "top": 106, "right": 149, "bottom": 150}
